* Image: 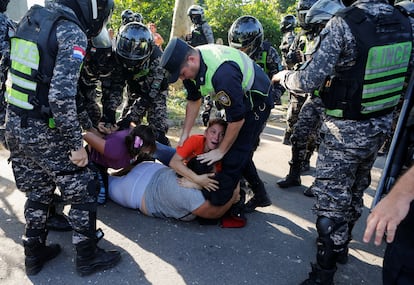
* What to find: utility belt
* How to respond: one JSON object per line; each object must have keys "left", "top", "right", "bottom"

{"left": 9, "top": 105, "right": 56, "bottom": 128}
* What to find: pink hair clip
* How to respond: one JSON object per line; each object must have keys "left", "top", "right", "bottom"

{"left": 134, "top": 136, "right": 143, "bottom": 148}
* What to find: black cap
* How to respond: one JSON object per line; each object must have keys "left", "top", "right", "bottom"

{"left": 160, "top": 37, "right": 192, "bottom": 83}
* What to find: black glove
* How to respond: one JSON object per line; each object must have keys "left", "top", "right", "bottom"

{"left": 116, "top": 117, "right": 132, "bottom": 130}
{"left": 101, "top": 109, "right": 116, "bottom": 125}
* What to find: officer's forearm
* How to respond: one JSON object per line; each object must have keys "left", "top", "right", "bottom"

{"left": 182, "top": 99, "right": 202, "bottom": 137}
{"left": 218, "top": 119, "right": 244, "bottom": 155}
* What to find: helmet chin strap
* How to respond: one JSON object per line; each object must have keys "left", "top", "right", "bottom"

{"left": 91, "top": 0, "right": 98, "bottom": 19}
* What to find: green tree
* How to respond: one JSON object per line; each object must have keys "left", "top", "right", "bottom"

{"left": 111, "top": 0, "right": 297, "bottom": 50}
{"left": 111, "top": 0, "right": 175, "bottom": 46}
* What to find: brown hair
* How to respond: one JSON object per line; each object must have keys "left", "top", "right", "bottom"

{"left": 207, "top": 118, "right": 227, "bottom": 132}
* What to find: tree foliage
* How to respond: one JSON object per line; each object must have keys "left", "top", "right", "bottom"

{"left": 111, "top": 0, "right": 297, "bottom": 50}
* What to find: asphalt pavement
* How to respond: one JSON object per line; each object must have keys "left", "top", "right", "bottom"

{"left": 0, "top": 107, "right": 386, "bottom": 285}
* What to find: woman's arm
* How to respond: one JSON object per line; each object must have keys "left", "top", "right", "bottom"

{"left": 169, "top": 152, "right": 219, "bottom": 191}
{"left": 83, "top": 131, "right": 106, "bottom": 155}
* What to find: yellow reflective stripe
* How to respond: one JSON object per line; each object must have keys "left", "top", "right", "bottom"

{"left": 241, "top": 54, "right": 255, "bottom": 90}
{"left": 362, "top": 77, "right": 405, "bottom": 99}
{"left": 11, "top": 60, "right": 32, "bottom": 76}
{"left": 9, "top": 73, "right": 37, "bottom": 91}
{"left": 361, "top": 95, "right": 400, "bottom": 114}
{"left": 5, "top": 88, "right": 34, "bottom": 110}
{"left": 10, "top": 38, "right": 39, "bottom": 70}
{"left": 365, "top": 66, "right": 408, "bottom": 80}
{"left": 326, "top": 109, "right": 343, "bottom": 118}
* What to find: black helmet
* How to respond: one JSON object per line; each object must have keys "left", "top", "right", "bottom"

{"left": 85, "top": 27, "right": 113, "bottom": 75}
{"left": 228, "top": 15, "right": 264, "bottom": 57}
{"left": 305, "top": 0, "right": 344, "bottom": 25}
{"left": 121, "top": 9, "right": 135, "bottom": 25}
{"left": 280, "top": 14, "right": 296, "bottom": 33}
{"left": 115, "top": 22, "right": 153, "bottom": 70}
{"left": 134, "top": 13, "right": 144, "bottom": 23}
{"left": 296, "top": 0, "right": 318, "bottom": 30}
{"left": 0, "top": 0, "right": 10, "bottom": 12}
{"left": 187, "top": 4, "right": 204, "bottom": 24}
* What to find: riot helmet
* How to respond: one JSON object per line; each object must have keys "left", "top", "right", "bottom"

{"left": 280, "top": 15, "right": 296, "bottom": 33}
{"left": 56, "top": 0, "right": 114, "bottom": 37}
{"left": 228, "top": 15, "right": 264, "bottom": 57}
{"left": 187, "top": 5, "right": 205, "bottom": 25}
{"left": 0, "top": 0, "right": 10, "bottom": 12}
{"left": 305, "top": 0, "right": 344, "bottom": 25}
{"left": 296, "top": 0, "right": 318, "bottom": 30}
{"left": 121, "top": 9, "right": 134, "bottom": 25}
{"left": 86, "top": 27, "right": 113, "bottom": 75}
{"left": 115, "top": 22, "right": 153, "bottom": 70}
{"left": 76, "top": 0, "right": 114, "bottom": 37}
{"left": 134, "top": 13, "right": 144, "bottom": 23}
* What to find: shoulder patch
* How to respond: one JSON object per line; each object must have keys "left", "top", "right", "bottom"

{"left": 73, "top": 46, "right": 85, "bottom": 61}
{"left": 216, "top": 91, "right": 231, "bottom": 107}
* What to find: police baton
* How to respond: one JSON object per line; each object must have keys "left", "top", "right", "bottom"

{"left": 371, "top": 70, "right": 414, "bottom": 209}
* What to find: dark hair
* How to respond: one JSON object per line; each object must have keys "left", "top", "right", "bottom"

{"left": 111, "top": 125, "right": 157, "bottom": 177}
{"left": 187, "top": 157, "right": 213, "bottom": 175}
{"left": 125, "top": 125, "right": 157, "bottom": 164}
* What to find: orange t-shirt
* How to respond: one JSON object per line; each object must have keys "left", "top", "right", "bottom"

{"left": 176, "top": 135, "right": 222, "bottom": 172}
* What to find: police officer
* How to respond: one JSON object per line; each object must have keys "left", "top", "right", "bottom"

{"left": 0, "top": 0, "right": 14, "bottom": 149}
{"left": 276, "top": 0, "right": 344, "bottom": 197}
{"left": 279, "top": 14, "right": 296, "bottom": 70}
{"left": 281, "top": 0, "right": 318, "bottom": 146}
{"left": 227, "top": 15, "right": 285, "bottom": 212}
{"left": 228, "top": 15, "right": 285, "bottom": 106}
{"left": 77, "top": 26, "right": 119, "bottom": 131}
{"left": 5, "top": 0, "right": 121, "bottom": 276}
{"left": 273, "top": 0, "right": 414, "bottom": 283}
{"left": 109, "top": 22, "right": 171, "bottom": 146}
{"left": 185, "top": 4, "right": 214, "bottom": 47}
{"left": 161, "top": 37, "right": 273, "bottom": 207}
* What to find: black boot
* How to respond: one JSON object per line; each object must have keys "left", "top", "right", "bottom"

{"left": 301, "top": 150, "right": 313, "bottom": 172}
{"left": 277, "top": 162, "right": 301, "bottom": 188}
{"left": 75, "top": 239, "right": 121, "bottom": 276}
{"left": 23, "top": 235, "right": 61, "bottom": 275}
{"left": 301, "top": 263, "right": 336, "bottom": 285}
{"left": 303, "top": 184, "right": 315, "bottom": 197}
{"left": 282, "top": 131, "right": 291, "bottom": 145}
{"left": 46, "top": 196, "right": 72, "bottom": 231}
{"left": 336, "top": 245, "right": 349, "bottom": 265}
{"left": 244, "top": 181, "right": 272, "bottom": 213}
{"left": 46, "top": 213, "right": 72, "bottom": 232}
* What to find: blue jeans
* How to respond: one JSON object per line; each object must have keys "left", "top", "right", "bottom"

{"left": 153, "top": 142, "right": 175, "bottom": 165}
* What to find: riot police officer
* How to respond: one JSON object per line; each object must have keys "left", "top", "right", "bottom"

{"left": 281, "top": 0, "right": 318, "bottom": 147}
{"left": 5, "top": 0, "right": 121, "bottom": 276}
{"left": 0, "top": 0, "right": 14, "bottom": 149}
{"left": 279, "top": 14, "right": 296, "bottom": 70}
{"left": 273, "top": 0, "right": 414, "bottom": 283}
{"left": 108, "top": 22, "right": 171, "bottom": 146}
{"left": 185, "top": 4, "right": 214, "bottom": 47}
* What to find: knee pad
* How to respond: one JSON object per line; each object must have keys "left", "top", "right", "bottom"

{"left": 316, "top": 216, "right": 346, "bottom": 269}
{"left": 24, "top": 200, "right": 50, "bottom": 237}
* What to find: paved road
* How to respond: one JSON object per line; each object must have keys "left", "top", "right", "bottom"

{"left": 0, "top": 108, "right": 386, "bottom": 285}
